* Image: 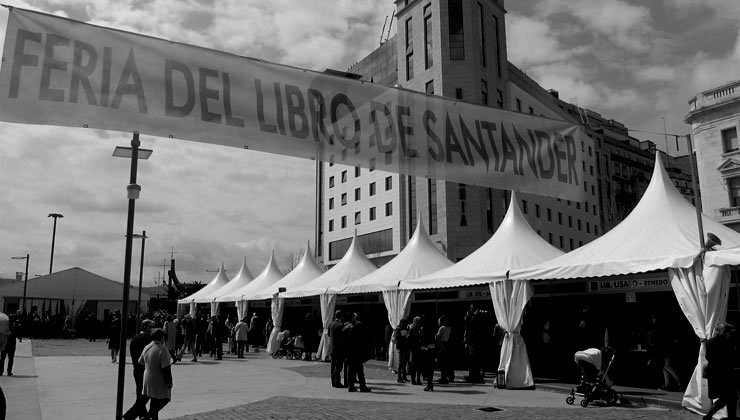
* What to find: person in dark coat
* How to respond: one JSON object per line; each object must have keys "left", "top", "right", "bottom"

{"left": 327, "top": 310, "right": 345, "bottom": 388}
{"left": 394, "top": 318, "right": 410, "bottom": 383}
{"left": 407, "top": 316, "right": 424, "bottom": 385}
{"left": 703, "top": 322, "right": 738, "bottom": 420}
{"left": 420, "top": 314, "right": 437, "bottom": 392}
{"left": 211, "top": 315, "right": 225, "bottom": 360}
{"left": 123, "top": 319, "right": 153, "bottom": 420}
{"left": 344, "top": 313, "right": 370, "bottom": 392}
{"left": 0, "top": 316, "right": 19, "bottom": 376}
{"left": 109, "top": 313, "right": 121, "bottom": 363}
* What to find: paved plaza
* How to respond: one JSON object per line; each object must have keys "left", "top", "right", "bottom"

{"left": 0, "top": 339, "right": 699, "bottom": 419}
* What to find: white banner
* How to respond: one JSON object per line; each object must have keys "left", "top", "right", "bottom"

{"left": 0, "top": 8, "right": 585, "bottom": 200}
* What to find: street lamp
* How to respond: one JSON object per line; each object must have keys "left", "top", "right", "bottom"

{"left": 11, "top": 254, "right": 29, "bottom": 316}
{"left": 112, "top": 133, "right": 152, "bottom": 420}
{"left": 48, "top": 213, "right": 63, "bottom": 274}
{"left": 132, "top": 231, "right": 147, "bottom": 319}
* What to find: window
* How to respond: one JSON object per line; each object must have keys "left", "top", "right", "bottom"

{"left": 328, "top": 228, "right": 393, "bottom": 260}
{"left": 568, "top": 215, "right": 572, "bottom": 228}
{"left": 729, "top": 177, "right": 740, "bottom": 207}
{"left": 478, "top": 2, "right": 485, "bottom": 67}
{"left": 493, "top": 14, "right": 502, "bottom": 77}
{"left": 481, "top": 80, "right": 488, "bottom": 105}
{"left": 559, "top": 236, "right": 564, "bottom": 248}
{"left": 385, "top": 202, "right": 393, "bottom": 216}
{"left": 548, "top": 232, "right": 553, "bottom": 244}
{"left": 723, "top": 127, "right": 739, "bottom": 153}
{"left": 405, "top": 17, "right": 414, "bottom": 80}
{"left": 329, "top": 219, "right": 334, "bottom": 232}
{"left": 558, "top": 212, "right": 562, "bottom": 225}
{"left": 585, "top": 202, "right": 589, "bottom": 212}
{"left": 341, "top": 193, "right": 347, "bottom": 206}
{"left": 369, "top": 207, "right": 376, "bottom": 221}
{"left": 586, "top": 222, "right": 590, "bottom": 233}
{"left": 460, "top": 214, "right": 467, "bottom": 226}
{"left": 341, "top": 216, "right": 347, "bottom": 228}
{"left": 496, "top": 89, "right": 504, "bottom": 108}
{"left": 594, "top": 226, "right": 599, "bottom": 235}
{"left": 384, "top": 176, "right": 393, "bottom": 191}
{"left": 354, "top": 188, "right": 361, "bottom": 201}
{"left": 424, "top": 6, "right": 433, "bottom": 69}
{"left": 370, "top": 182, "right": 376, "bottom": 196}
{"left": 355, "top": 166, "right": 361, "bottom": 177}
{"left": 329, "top": 176, "right": 334, "bottom": 188}
{"left": 577, "top": 219, "right": 582, "bottom": 230}
{"left": 406, "top": 53, "right": 414, "bottom": 81}
{"left": 547, "top": 208, "right": 552, "bottom": 222}
{"left": 522, "top": 199, "right": 528, "bottom": 214}
{"left": 535, "top": 204, "right": 540, "bottom": 218}
{"left": 341, "top": 170, "right": 347, "bottom": 183}
{"left": 592, "top": 185, "right": 596, "bottom": 196}
{"left": 459, "top": 183, "right": 467, "bottom": 200}
{"left": 576, "top": 202, "right": 581, "bottom": 209}
{"left": 529, "top": 106, "right": 534, "bottom": 115}
{"left": 569, "top": 238, "right": 574, "bottom": 250}
{"left": 456, "top": 88, "right": 463, "bottom": 100}
{"left": 329, "top": 197, "right": 334, "bottom": 210}
{"left": 428, "top": 179, "right": 438, "bottom": 234}
{"left": 516, "top": 98, "right": 522, "bottom": 112}
{"left": 449, "top": 0, "right": 464, "bottom": 60}
{"left": 355, "top": 211, "right": 361, "bottom": 225}
{"left": 425, "top": 80, "right": 434, "bottom": 95}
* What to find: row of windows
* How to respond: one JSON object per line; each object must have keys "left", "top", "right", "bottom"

{"left": 327, "top": 178, "right": 393, "bottom": 209}
{"left": 328, "top": 203, "right": 394, "bottom": 232}
{"left": 521, "top": 200, "right": 599, "bottom": 235}
{"left": 329, "top": 172, "right": 391, "bottom": 190}
{"left": 328, "top": 228, "right": 394, "bottom": 260}
{"left": 538, "top": 231, "right": 587, "bottom": 251}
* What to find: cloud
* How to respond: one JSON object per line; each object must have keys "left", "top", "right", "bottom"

{"left": 635, "top": 66, "right": 676, "bottom": 82}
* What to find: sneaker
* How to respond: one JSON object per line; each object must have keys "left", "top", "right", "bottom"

{"left": 348, "top": 387, "right": 358, "bottom": 392}
{"left": 7, "top": 373, "right": 12, "bottom": 376}
{"left": 359, "top": 387, "right": 371, "bottom": 393}
{"left": 423, "top": 386, "right": 433, "bottom": 392}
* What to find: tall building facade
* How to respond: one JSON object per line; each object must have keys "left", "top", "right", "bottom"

{"left": 686, "top": 80, "right": 740, "bottom": 231}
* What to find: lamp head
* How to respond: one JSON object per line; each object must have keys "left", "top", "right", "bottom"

{"left": 127, "top": 184, "right": 141, "bottom": 200}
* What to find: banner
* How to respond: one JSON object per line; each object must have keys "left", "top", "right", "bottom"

{"left": 0, "top": 8, "right": 585, "bottom": 200}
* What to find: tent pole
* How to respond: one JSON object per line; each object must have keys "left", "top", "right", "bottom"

{"left": 685, "top": 135, "right": 706, "bottom": 250}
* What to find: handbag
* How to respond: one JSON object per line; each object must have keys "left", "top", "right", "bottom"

{"left": 702, "top": 363, "right": 710, "bottom": 379}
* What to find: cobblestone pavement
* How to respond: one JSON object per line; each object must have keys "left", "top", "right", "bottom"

{"left": 31, "top": 338, "right": 117, "bottom": 356}
{"left": 169, "top": 396, "right": 697, "bottom": 420}
{"left": 284, "top": 360, "right": 394, "bottom": 380}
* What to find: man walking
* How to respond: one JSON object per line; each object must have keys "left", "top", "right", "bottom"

{"left": 344, "top": 313, "right": 370, "bottom": 393}
{"left": 235, "top": 317, "right": 249, "bottom": 358}
{"left": 123, "top": 319, "right": 153, "bottom": 420}
{"left": 327, "top": 310, "right": 345, "bottom": 388}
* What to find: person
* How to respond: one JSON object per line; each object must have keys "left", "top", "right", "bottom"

{"left": 301, "top": 313, "right": 314, "bottom": 360}
{"left": 407, "top": 316, "right": 424, "bottom": 385}
{"left": 123, "top": 319, "right": 154, "bottom": 420}
{"left": 264, "top": 318, "right": 274, "bottom": 349}
{"left": 703, "top": 322, "right": 738, "bottom": 420}
{"left": 178, "top": 314, "right": 197, "bottom": 362}
{"left": 211, "top": 315, "right": 224, "bottom": 360}
{"left": 647, "top": 314, "right": 683, "bottom": 391}
{"left": 464, "top": 306, "right": 485, "bottom": 383}
{"left": 164, "top": 315, "right": 178, "bottom": 362}
{"left": 0, "top": 314, "right": 17, "bottom": 376}
{"left": 109, "top": 312, "right": 121, "bottom": 363}
{"left": 235, "top": 317, "right": 249, "bottom": 358}
{"left": 249, "top": 312, "right": 261, "bottom": 353}
{"left": 327, "top": 310, "right": 345, "bottom": 388}
{"left": 344, "top": 313, "right": 370, "bottom": 392}
{"left": 420, "top": 315, "right": 437, "bottom": 392}
{"left": 394, "top": 318, "right": 410, "bottom": 383}
{"left": 139, "top": 328, "right": 173, "bottom": 420}
{"left": 225, "top": 316, "right": 236, "bottom": 355}
{"left": 436, "top": 315, "right": 454, "bottom": 384}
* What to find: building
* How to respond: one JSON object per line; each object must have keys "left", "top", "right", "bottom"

{"left": 686, "top": 80, "right": 740, "bottom": 231}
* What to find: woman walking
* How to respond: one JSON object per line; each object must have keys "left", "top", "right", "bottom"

{"left": 436, "top": 315, "right": 454, "bottom": 384}
{"left": 163, "top": 315, "right": 178, "bottom": 362}
{"left": 703, "top": 322, "right": 738, "bottom": 420}
{"left": 393, "top": 318, "right": 410, "bottom": 383}
{"left": 407, "top": 317, "right": 424, "bottom": 385}
{"left": 139, "top": 328, "right": 173, "bottom": 420}
{"left": 109, "top": 312, "right": 121, "bottom": 363}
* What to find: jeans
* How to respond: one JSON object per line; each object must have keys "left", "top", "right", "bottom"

{"left": 330, "top": 352, "right": 344, "bottom": 386}
{"left": 122, "top": 368, "right": 147, "bottom": 420}
{"left": 346, "top": 359, "right": 367, "bottom": 390}
{"left": 237, "top": 340, "right": 247, "bottom": 358}
{"left": 0, "top": 345, "right": 15, "bottom": 375}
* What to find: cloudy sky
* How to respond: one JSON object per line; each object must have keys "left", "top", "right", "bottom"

{"left": 1, "top": 0, "right": 739, "bottom": 286}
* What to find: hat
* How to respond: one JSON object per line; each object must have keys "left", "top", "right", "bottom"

{"left": 706, "top": 232, "right": 722, "bottom": 250}
{"left": 140, "top": 319, "right": 154, "bottom": 330}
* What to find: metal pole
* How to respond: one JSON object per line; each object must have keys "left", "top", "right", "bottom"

{"left": 49, "top": 217, "right": 58, "bottom": 274}
{"left": 21, "top": 254, "right": 29, "bottom": 316}
{"left": 137, "top": 231, "right": 146, "bottom": 319}
{"left": 686, "top": 135, "right": 706, "bottom": 250}
{"left": 115, "top": 132, "right": 139, "bottom": 420}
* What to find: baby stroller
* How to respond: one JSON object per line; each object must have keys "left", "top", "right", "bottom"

{"left": 566, "top": 347, "right": 618, "bottom": 407}
{"left": 272, "top": 334, "right": 303, "bottom": 360}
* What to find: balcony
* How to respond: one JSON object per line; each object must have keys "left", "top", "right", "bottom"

{"left": 719, "top": 206, "right": 740, "bottom": 224}
{"left": 689, "top": 80, "right": 740, "bottom": 112}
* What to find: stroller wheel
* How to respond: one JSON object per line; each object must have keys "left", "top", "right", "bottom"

{"left": 272, "top": 353, "right": 279, "bottom": 359}
{"left": 580, "top": 399, "right": 589, "bottom": 408}
{"left": 606, "top": 389, "right": 618, "bottom": 405}
{"left": 287, "top": 352, "right": 293, "bottom": 360}
{"left": 565, "top": 396, "right": 575, "bottom": 405}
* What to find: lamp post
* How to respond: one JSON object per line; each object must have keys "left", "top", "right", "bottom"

{"left": 112, "top": 133, "right": 152, "bottom": 420}
{"left": 11, "top": 254, "right": 29, "bottom": 316}
{"left": 47, "top": 213, "right": 63, "bottom": 274}
{"left": 132, "top": 231, "right": 147, "bottom": 319}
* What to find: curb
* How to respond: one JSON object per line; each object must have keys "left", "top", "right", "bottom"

{"left": 535, "top": 382, "right": 685, "bottom": 411}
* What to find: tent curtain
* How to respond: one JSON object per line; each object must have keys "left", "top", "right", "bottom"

{"left": 669, "top": 257, "right": 730, "bottom": 415}
{"left": 189, "top": 301, "right": 197, "bottom": 318}
{"left": 236, "top": 300, "right": 249, "bottom": 322}
{"left": 62, "top": 299, "right": 87, "bottom": 321}
{"left": 490, "top": 279, "right": 534, "bottom": 389}
{"left": 210, "top": 302, "right": 219, "bottom": 317}
{"left": 176, "top": 303, "right": 187, "bottom": 319}
{"left": 381, "top": 290, "right": 412, "bottom": 371}
{"left": 316, "top": 294, "right": 337, "bottom": 361}
{"left": 266, "top": 296, "right": 285, "bottom": 354}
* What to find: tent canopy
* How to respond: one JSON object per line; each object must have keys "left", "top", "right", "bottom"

{"left": 203, "top": 257, "right": 254, "bottom": 302}
{"left": 281, "top": 233, "right": 377, "bottom": 298}
{"left": 331, "top": 217, "right": 452, "bottom": 295}
{"left": 400, "top": 192, "right": 563, "bottom": 290}
{"left": 510, "top": 153, "right": 740, "bottom": 281}
{"left": 0, "top": 267, "right": 147, "bottom": 301}
{"left": 177, "top": 262, "right": 230, "bottom": 304}
{"left": 218, "top": 251, "right": 284, "bottom": 302}
{"left": 251, "top": 242, "right": 324, "bottom": 301}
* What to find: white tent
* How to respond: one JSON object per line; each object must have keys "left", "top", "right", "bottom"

{"left": 194, "top": 257, "right": 254, "bottom": 316}
{"left": 282, "top": 234, "right": 377, "bottom": 360}
{"left": 401, "top": 192, "right": 563, "bottom": 389}
{"left": 250, "top": 242, "right": 324, "bottom": 354}
{"left": 329, "top": 218, "right": 453, "bottom": 368}
{"left": 507, "top": 153, "right": 740, "bottom": 413}
{"left": 177, "top": 262, "right": 230, "bottom": 317}
{"left": 218, "top": 251, "right": 284, "bottom": 321}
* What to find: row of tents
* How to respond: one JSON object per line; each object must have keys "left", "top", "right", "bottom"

{"left": 177, "top": 153, "right": 740, "bottom": 416}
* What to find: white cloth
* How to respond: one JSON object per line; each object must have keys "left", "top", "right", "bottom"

{"left": 669, "top": 257, "right": 730, "bottom": 415}
{"left": 189, "top": 301, "right": 197, "bottom": 318}
{"left": 176, "top": 303, "right": 187, "bottom": 320}
{"left": 382, "top": 290, "right": 412, "bottom": 370}
{"left": 315, "top": 294, "right": 336, "bottom": 361}
{"left": 210, "top": 302, "right": 219, "bottom": 317}
{"left": 574, "top": 348, "right": 602, "bottom": 369}
{"left": 139, "top": 340, "right": 173, "bottom": 400}
{"left": 236, "top": 300, "right": 248, "bottom": 322}
{"left": 266, "top": 296, "right": 285, "bottom": 354}
{"left": 490, "top": 279, "right": 534, "bottom": 389}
